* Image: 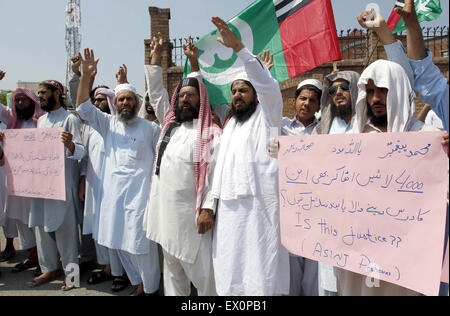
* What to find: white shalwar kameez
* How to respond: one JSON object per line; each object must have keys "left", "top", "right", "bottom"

{"left": 143, "top": 65, "right": 217, "bottom": 296}
{"left": 0, "top": 107, "right": 37, "bottom": 250}
{"left": 80, "top": 127, "right": 123, "bottom": 276}
{"left": 211, "top": 48, "right": 290, "bottom": 296}
{"left": 29, "top": 107, "right": 85, "bottom": 274}
{"left": 77, "top": 100, "right": 161, "bottom": 294}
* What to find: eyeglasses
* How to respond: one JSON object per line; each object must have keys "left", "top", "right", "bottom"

{"left": 94, "top": 98, "right": 107, "bottom": 103}
{"left": 178, "top": 91, "right": 197, "bottom": 99}
{"left": 329, "top": 82, "right": 350, "bottom": 96}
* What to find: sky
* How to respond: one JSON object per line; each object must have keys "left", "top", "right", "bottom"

{"left": 0, "top": 0, "right": 448, "bottom": 95}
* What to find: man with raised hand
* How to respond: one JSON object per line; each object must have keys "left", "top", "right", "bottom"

{"left": 209, "top": 16, "right": 289, "bottom": 296}
{"left": 143, "top": 34, "right": 220, "bottom": 296}
{"left": 76, "top": 49, "right": 161, "bottom": 296}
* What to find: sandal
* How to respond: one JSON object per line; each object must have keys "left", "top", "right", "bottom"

{"left": 29, "top": 270, "right": 62, "bottom": 288}
{"left": 33, "top": 266, "right": 42, "bottom": 277}
{"left": 87, "top": 270, "right": 114, "bottom": 285}
{"left": 0, "top": 249, "right": 16, "bottom": 262}
{"left": 12, "top": 260, "right": 38, "bottom": 273}
{"left": 111, "top": 276, "right": 130, "bottom": 292}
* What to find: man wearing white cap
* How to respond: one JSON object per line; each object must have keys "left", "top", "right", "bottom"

{"left": 281, "top": 79, "right": 322, "bottom": 296}
{"left": 281, "top": 79, "right": 322, "bottom": 137}
{"left": 75, "top": 49, "right": 161, "bottom": 296}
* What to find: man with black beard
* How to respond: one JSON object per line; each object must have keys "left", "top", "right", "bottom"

{"left": 28, "top": 80, "right": 85, "bottom": 291}
{"left": 311, "top": 70, "right": 360, "bottom": 296}
{"left": 143, "top": 34, "right": 220, "bottom": 296}
{"left": 339, "top": 59, "right": 439, "bottom": 296}
{"left": 313, "top": 71, "right": 360, "bottom": 135}
{"left": 209, "top": 17, "right": 289, "bottom": 296}
{"left": 0, "top": 86, "right": 45, "bottom": 274}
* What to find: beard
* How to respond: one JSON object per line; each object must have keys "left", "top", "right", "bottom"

{"left": 118, "top": 106, "right": 137, "bottom": 122}
{"left": 146, "top": 106, "right": 155, "bottom": 116}
{"left": 231, "top": 99, "right": 258, "bottom": 122}
{"left": 334, "top": 101, "right": 353, "bottom": 120}
{"left": 367, "top": 104, "right": 388, "bottom": 127}
{"left": 98, "top": 103, "right": 111, "bottom": 114}
{"left": 175, "top": 102, "right": 199, "bottom": 123}
{"left": 40, "top": 94, "right": 57, "bottom": 112}
{"left": 16, "top": 105, "right": 35, "bottom": 121}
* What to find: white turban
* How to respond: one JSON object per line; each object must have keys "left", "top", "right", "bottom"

{"left": 114, "top": 84, "right": 137, "bottom": 96}
{"left": 297, "top": 79, "right": 323, "bottom": 92}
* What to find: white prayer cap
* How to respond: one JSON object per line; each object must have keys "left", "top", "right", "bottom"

{"left": 297, "top": 79, "right": 323, "bottom": 92}
{"left": 114, "top": 84, "right": 137, "bottom": 96}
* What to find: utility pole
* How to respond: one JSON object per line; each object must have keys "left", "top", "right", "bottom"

{"left": 65, "top": 0, "right": 81, "bottom": 108}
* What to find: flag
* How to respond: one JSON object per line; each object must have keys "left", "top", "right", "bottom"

{"left": 387, "top": 0, "right": 442, "bottom": 33}
{"left": 184, "top": 0, "right": 341, "bottom": 105}
{"left": 6, "top": 92, "right": 12, "bottom": 109}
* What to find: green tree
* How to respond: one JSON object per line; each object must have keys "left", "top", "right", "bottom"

{"left": 0, "top": 92, "right": 8, "bottom": 105}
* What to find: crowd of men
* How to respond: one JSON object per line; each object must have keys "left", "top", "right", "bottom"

{"left": 0, "top": 1, "right": 449, "bottom": 296}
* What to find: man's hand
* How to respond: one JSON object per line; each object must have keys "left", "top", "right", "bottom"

{"left": 394, "top": 0, "right": 417, "bottom": 24}
{"left": 197, "top": 209, "right": 214, "bottom": 234}
{"left": 150, "top": 32, "right": 165, "bottom": 64}
{"left": 357, "top": 9, "right": 395, "bottom": 45}
{"left": 212, "top": 16, "right": 245, "bottom": 52}
{"left": 259, "top": 50, "right": 274, "bottom": 71}
{"left": 183, "top": 36, "right": 200, "bottom": 72}
{"left": 268, "top": 138, "right": 280, "bottom": 159}
{"left": 183, "top": 36, "right": 198, "bottom": 61}
{"left": 71, "top": 54, "right": 82, "bottom": 76}
{"left": 116, "top": 64, "right": 129, "bottom": 85}
{"left": 61, "top": 131, "right": 75, "bottom": 154}
{"left": 80, "top": 49, "right": 99, "bottom": 79}
{"left": 0, "top": 70, "right": 5, "bottom": 81}
{"left": 78, "top": 176, "right": 86, "bottom": 202}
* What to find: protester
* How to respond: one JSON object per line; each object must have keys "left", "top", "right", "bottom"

{"left": 77, "top": 84, "right": 127, "bottom": 291}
{"left": 209, "top": 16, "right": 289, "bottom": 296}
{"left": 138, "top": 92, "right": 159, "bottom": 124}
{"left": 143, "top": 34, "right": 220, "bottom": 296}
{"left": 76, "top": 49, "right": 161, "bottom": 296}
{"left": 28, "top": 80, "right": 85, "bottom": 291}
{"left": 397, "top": 0, "right": 449, "bottom": 132}
{"left": 358, "top": 3, "right": 449, "bottom": 296}
{"left": 307, "top": 69, "right": 360, "bottom": 296}
{"left": 281, "top": 79, "right": 322, "bottom": 137}
{"left": 281, "top": 79, "right": 323, "bottom": 296}
{"left": 0, "top": 85, "right": 45, "bottom": 273}
{"left": 335, "top": 59, "right": 440, "bottom": 295}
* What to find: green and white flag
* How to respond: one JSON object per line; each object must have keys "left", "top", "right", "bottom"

{"left": 184, "top": 0, "right": 341, "bottom": 105}
{"left": 387, "top": 0, "right": 443, "bottom": 33}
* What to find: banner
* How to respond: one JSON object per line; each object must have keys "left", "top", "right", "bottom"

{"left": 279, "top": 131, "right": 448, "bottom": 296}
{"left": 3, "top": 128, "right": 66, "bottom": 201}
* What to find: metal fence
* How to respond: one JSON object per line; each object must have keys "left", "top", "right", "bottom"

{"left": 171, "top": 37, "right": 200, "bottom": 68}
{"left": 170, "top": 26, "right": 449, "bottom": 67}
{"left": 396, "top": 26, "right": 449, "bottom": 58}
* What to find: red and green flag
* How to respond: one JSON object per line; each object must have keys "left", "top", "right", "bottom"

{"left": 387, "top": 0, "right": 443, "bottom": 33}
{"left": 184, "top": 0, "right": 341, "bottom": 105}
